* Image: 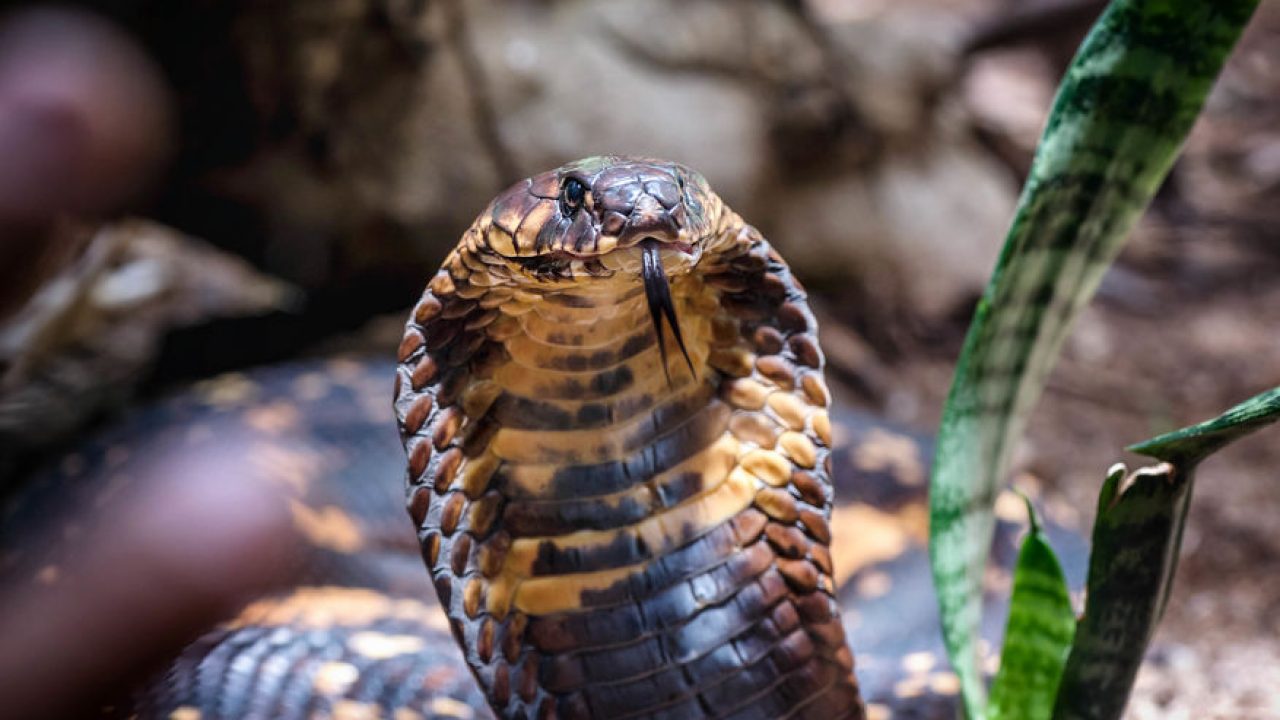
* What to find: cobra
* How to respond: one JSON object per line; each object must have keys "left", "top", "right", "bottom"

{"left": 394, "top": 156, "right": 863, "bottom": 719}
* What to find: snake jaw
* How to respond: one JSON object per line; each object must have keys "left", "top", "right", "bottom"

{"left": 641, "top": 239, "right": 696, "bottom": 387}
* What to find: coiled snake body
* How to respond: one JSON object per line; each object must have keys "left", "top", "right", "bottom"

{"left": 2, "top": 157, "right": 1083, "bottom": 719}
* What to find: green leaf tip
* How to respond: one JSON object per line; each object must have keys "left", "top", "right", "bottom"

{"left": 1016, "top": 489, "right": 1041, "bottom": 535}
{"left": 1128, "top": 386, "right": 1280, "bottom": 464}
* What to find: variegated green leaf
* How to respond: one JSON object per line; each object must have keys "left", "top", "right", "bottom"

{"left": 928, "top": 2, "right": 1258, "bottom": 716}
{"left": 989, "top": 496, "right": 1075, "bottom": 720}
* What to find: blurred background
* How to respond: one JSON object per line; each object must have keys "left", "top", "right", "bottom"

{"left": 0, "top": 0, "right": 1277, "bottom": 716}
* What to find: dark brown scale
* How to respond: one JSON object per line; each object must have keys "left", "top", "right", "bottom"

{"left": 502, "top": 489, "right": 655, "bottom": 537}
{"left": 777, "top": 559, "right": 821, "bottom": 593}
{"left": 789, "top": 334, "right": 822, "bottom": 369}
{"left": 753, "top": 325, "right": 785, "bottom": 354}
{"left": 518, "top": 655, "right": 540, "bottom": 703}
{"left": 399, "top": 330, "right": 425, "bottom": 362}
{"left": 777, "top": 302, "right": 810, "bottom": 333}
{"left": 793, "top": 593, "right": 836, "bottom": 625}
{"left": 756, "top": 355, "right": 796, "bottom": 389}
{"left": 730, "top": 252, "right": 768, "bottom": 274}
{"left": 433, "top": 447, "right": 462, "bottom": 492}
{"left": 791, "top": 470, "right": 826, "bottom": 506}
{"left": 439, "top": 493, "right": 466, "bottom": 536}
{"left": 493, "top": 661, "right": 512, "bottom": 707}
{"left": 408, "top": 439, "right": 432, "bottom": 480}
{"left": 410, "top": 354, "right": 438, "bottom": 390}
{"left": 432, "top": 407, "right": 463, "bottom": 450}
{"left": 436, "top": 575, "right": 454, "bottom": 607}
{"left": 760, "top": 273, "right": 789, "bottom": 302}
{"left": 531, "top": 529, "right": 772, "bottom": 659}
{"left": 450, "top": 533, "right": 473, "bottom": 575}
{"left": 765, "top": 522, "right": 809, "bottom": 559}
{"left": 799, "top": 509, "right": 832, "bottom": 544}
{"left": 549, "top": 560, "right": 790, "bottom": 702}
{"left": 414, "top": 293, "right": 443, "bottom": 323}
{"left": 424, "top": 532, "right": 442, "bottom": 567}
{"left": 504, "top": 614, "right": 528, "bottom": 663}
{"left": 810, "top": 542, "right": 834, "bottom": 576}
{"left": 478, "top": 618, "right": 497, "bottom": 663}
{"left": 403, "top": 394, "right": 434, "bottom": 435}
{"left": 409, "top": 487, "right": 432, "bottom": 527}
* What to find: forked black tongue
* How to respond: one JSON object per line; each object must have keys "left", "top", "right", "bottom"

{"left": 641, "top": 240, "right": 695, "bottom": 386}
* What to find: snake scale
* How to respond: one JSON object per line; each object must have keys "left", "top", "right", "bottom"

{"left": 0, "top": 157, "right": 1086, "bottom": 719}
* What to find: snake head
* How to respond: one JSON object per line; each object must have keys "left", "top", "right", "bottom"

{"left": 471, "top": 156, "right": 722, "bottom": 281}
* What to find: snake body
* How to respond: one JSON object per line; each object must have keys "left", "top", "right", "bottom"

{"left": 393, "top": 157, "right": 859, "bottom": 719}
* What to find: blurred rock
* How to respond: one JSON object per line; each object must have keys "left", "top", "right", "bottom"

{"left": 71, "top": 0, "right": 1015, "bottom": 323}
{"left": 0, "top": 220, "right": 297, "bottom": 465}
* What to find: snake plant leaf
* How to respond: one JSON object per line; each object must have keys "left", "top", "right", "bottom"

{"left": 988, "top": 496, "right": 1075, "bottom": 720}
{"left": 1051, "top": 462, "right": 1188, "bottom": 719}
{"left": 927, "top": 1, "right": 1258, "bottom": 716}
{"left": 1128, "top": 386, "right": 1280, "bottom": 465}
{"left": 1053, "top": 385, "right": 1280, "bottom": 719}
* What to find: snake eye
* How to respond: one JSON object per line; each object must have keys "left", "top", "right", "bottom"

{"left": 560, "top": 177, "right": 587, "bottom": 213}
